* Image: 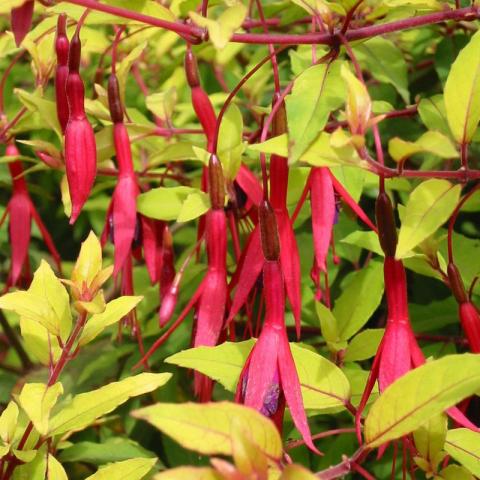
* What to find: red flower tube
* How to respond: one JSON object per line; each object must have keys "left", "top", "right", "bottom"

{"left": 64, "top": 30, "right": 97, "bottom": 224}
{"left": 55, "top": 14, "right": 69, "bottom": 134}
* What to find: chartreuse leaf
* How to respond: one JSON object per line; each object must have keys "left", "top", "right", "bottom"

{"left": 0, "top": 402, "right": 19, "bottom": 446}
{"left": 154, "top": 467, "right": 222, "bottom": 479}
{"left": 280, "top": 464, "right": 318, "bottom": 479}
{"left": 388, "top": 131, "right": 458, "bottom": 163}
{"left": 137, "top": 186, "right": 210, "bottom": 222}
{"left": 48, "top": 373, "right": 171, "bottom": 436}
{"left": 444, "top": 30, "right": 480, "bottom": 144}
{"left": 47, "top": 455, "right": 68, "bottom": 480}
{"left": 79, "top": 296, "right": 143, "bottom": 346}
{"left": 85, "top": 457, "right": 157, "bottom": 480}
{"left": 333, "top": 261, "right": 384, "bottom": 341}
{"left": 117, "top": 42, "right": 147, "bottom": 101}
{"left": 286, "top": 61, "right": 345, "bottom": 163}
{"left": 344, "top": 329, "right": 384, "bottom": 362}
{"left": 418, "top": 95, "right": 450, "bottom": 137}
{"left": 217, "top": 104, "right": 244, "bottom": 181}
{"left": 396, "top": 180, "right": 461, "bottom": 259}
{"left": 189, "top": 4, "right": 247, "bottom": 49}
{"left": 19, "top": 383, "right": 64, "bottom": 436}
{"left": 0, "top": 0, "right": 25, "bottom": 12}
{"left": 341, "top": 64, "right": 371, "bottom": 134}
{"left": 413, "top": 414, "right": 447, "bottom": 474}
{"left": 132, "top": 402, "right": 282, "bottom": 459}
{"left": 439, "top": 465, "right": 475, "bottom": 480}
{"left": 165, "top": 340, "right": 255, "bottom": 391}
{"left": 315, "top": 302, "right": 344, "bottom": 351}
{"left": 365, "top": 354, "right": 480, "bottom": 448}
{"left": 444, "top": 429, "right": 480, "bottom": 477}
{"left": 146, "top": 88, "right": 177, "bottom": 123}
{"left": 71, "top": 232, "right": 104, "bottom": 291}
{"left": 353, "top": 37, "right": 409, "bottom": 103}
{"left": 166, "top": 341, "right": 350, "bottom": 410}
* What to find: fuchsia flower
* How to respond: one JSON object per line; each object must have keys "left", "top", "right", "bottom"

{"left": 54, "top": 14, "right": 69, "bottom": 134}
{"left": 64, "top": 27, "right": 97, "bottom": 224}
{"left": 2, "top": 144, "right": 61, "bottom": 288}
{"left": 236, "top": 200, "right": 319, "bottom": 453}
{"left": 11, "top": 1, "right": 34, "bottom": 47}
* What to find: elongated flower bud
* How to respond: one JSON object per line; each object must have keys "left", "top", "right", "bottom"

{"left": 108, "top": 74, "right": 124, "bottom": 124}
{"left": 375, "top": 192, "right": 397, "bottom": 257}
{"left": 64, "top": 30, "right": 97, "bottom": 224}
{"left": 184, "top": 48, "right": 200, "bottom": 88}
{"left": 271, "top": 93, "right": 287, "bottom": 137}
{"left": 459, "top": 302, "right": 480, "bottom": 353}
{"left": 447, "top": 263, "right": 468, "bottom": 304}
{"left": 208, "top": 154, "right": 225, "bottom": 210}
{"left": 55, "top": 14, "right": 69, "bottom": 133}
{"left": 259, "top": 200, "right": 280, "bottom": 261}
{"left": 11, "top": 0, "right": 34, "bottom": 47}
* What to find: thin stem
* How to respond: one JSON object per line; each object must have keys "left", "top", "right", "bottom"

{"left": 286, "top": 428, "right": 356, "bottom": 449}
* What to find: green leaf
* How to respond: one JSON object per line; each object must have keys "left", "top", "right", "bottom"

{"left": 333, "top": 261, "right": 384, "bottom": 341}
{"left": 217, "top": 104, "right": 244, "bottom": 180}
{"left": 137, "top": 187, "right": 210, "bottom": 222}
{"left": 365, "top": 354, "right": 480, "bottom": 448}
{"left": 71, "top": 232, "right": 104, "bottom": 291}
{"left": 153, "top": 467, "right": 223, "bottom": 479}
{"left": 0, "top": 0, "right": 26, "bottom": 12}
{"left": 280, "top": 464, "right": 318, "bottom": 479}
{"left": 344, "top": 329, "right": 384, "bottom": 362}
{"left": 19, "top": 383, "right": 64, "bottom": 436}
{"left": 388, "top": 131, "right": 458, "bottom": 163}
{"left": 286, "top": 61, "right": 345, "bottom": 163}
{"left": 132, "top": 401, "right": 282, "bottom": 459}
{"left": 396, "top": 179, "right": 461, "bottom": 259}
{"left": 315, "top": 302, "right": 341, "bottom": 348}
{"left": 413, "top": 414, "right": 447, "bottom": 466}
{"left": 189, "top": 4, "right": 247, "bottom": 49}
{"left": 0, "top": 402, "right": 19, "bottom": 444}
{"left": 48, "top": 373, "right": 171, "bottom": 436}
{"left": 341, "top": 64, "right": 371, "bottom": 134}
{"left": 417, "top": 95, "right": 450, "bottom": 137}
{"left": 85, "top": 458, "right": 157, "bottom": 480}
{"left": 47, "top": 455, "right": 68, "bottom": 480}
{"left": 444, "top": 30, "right": 480, "bottom": 144}
{"left": 167, "top": 341, "right": 350, "bottom": 410}
{"left": 444, "top": 428, "right": 480, "bottom": 477}
{"left": 146, "top": 88, "right": 177, "bottom": 123}
{"left": 439, "top": 465, "right": 475, "bottom": 480}
{"left": 353, "top": 37, "right": 409, "bottom": 103}
{"left": 165, "top": 340, "right": 255, "bottom": 391}
{"left": 341, "top": 231, "right": 383, "bottom": 256}
{"left": 117, "top": 42, "right": 148, "bottom": 102}
{"left": 79, "top": 296, "right": 143, "bottom": 346}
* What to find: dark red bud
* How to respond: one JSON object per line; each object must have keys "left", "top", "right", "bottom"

{"left": 259, "top": 200, "right": 280, "bottom": 261}
{"left": 271, "top": 94, "right": 287, "bottom": 137}
{"left": 68, "top": 31, "right": 81, "bottom": 73}
{"left": 55, "top": 65, "right": 69, "bottom": 133}
{"left": 208, "top": 154, "right": 225, "bottom": 210}
{"left": 66, "top": 73, "right": 86, "bottom": 119}
{"left": 11, "top": 0, "right": 34, "bottom": 47}
{"left": 184, "top": 49, "right": 200, "bottom": 88}
{"left": 55, "top": 14, "right": 69, "bottom": 66}
{"left": 375, "top": 192, "right": 397, "bottom": 257}
{"left": 447, "top": 263, "right": 467, "bottom": 304}
{"left": 108, "top": 74, "right": 124, "bottom": 124}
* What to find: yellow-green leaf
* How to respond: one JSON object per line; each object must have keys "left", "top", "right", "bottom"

{"left": 131, "top": 402, "right": 282, "bottom": 459}
{"left": 154, "top": 467, "right": 222, "bottom": 479}
{"left": 365, "top": 354, "right": 480, "bottom": 448}
{"left": 439, "top": 464, "right": 475, "bottom": 480}
{"left": 0, "top": 402, "right": 19, "bottom": 444}
{"left": 72, "top": 232, "right": 104, "bottom": 291}
{"left": 444, "top": 30, "right": 480, "bottom": 144}
{"left": 413, "top": 414, "right": 447, "bottom": 465}
{"left": 189, "top": 4, "right": 247, "bottom": 49}
{"left": 396, "top": 179, "right": 461, "bottom": 259}
{"left": 388, "top": 131, "right": 458, "bottom": 162}
{"left": 49, "top": 373, "right": 171, "bottom": 436}
{"left": 444, "top": 428, "right": 480, "bottom": 477}
{"left": 79, "top": 296, "right": 143, "bottom": 346}
{"left": 85, "top": 457, "right": 157, "bottom": 480}
{"left": 47, "top": 455, "right": 68, "bottom": 480}
{"left": 217, "top": 104, "right": 244, "bottom": 180}
{"left": 344, "top": 329, "right": 384, "bottom": 362}
{"left": 280, "top": 464, "right": 318, "bottom": 479}
{"left": 19, "top": 383, "right": 64, "bottom": 436}
{"left": 341, "top": 64, "right": 371, "bottom": 134}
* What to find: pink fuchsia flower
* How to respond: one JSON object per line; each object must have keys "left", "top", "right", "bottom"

{"left": 64, "top": 29, "right": 97, "bottom": 224}
{"left": 236, "top": 201, "right": 319, "bottom": 453}
{"left": 2, "top": 144, "right": 61, "bottom": 288}
{"left": 11, "top": 1, "right": 34, "bottom": 47}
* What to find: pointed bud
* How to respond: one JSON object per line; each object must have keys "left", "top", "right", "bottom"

{"left": 68, "top": 30, "right": 81, "bottom": 73}
{"left": 271, "top": 93, "right": 287, "bottom": 137}
{"left": 375, "top": 192, "right": 397, "bottom": 257}
{"left": 208, "top": 154, "right": 225, "bottom": 210}
{"left": 55, "top": 14, "right": 69, "bottom": 66}
{"left": 259, "top": 200, "right": 280, "bottom": 261}
{"left": 11, "top": 0, "right": 34, "bottom": 47}
{"left": 447, "top": 263, "right": 467, "bottom": 304}
{"left": 108, "top": 74, "right": 124, "bottom": 124}
{"left": 184, "top": 48, "right": 200, "bottom": 88}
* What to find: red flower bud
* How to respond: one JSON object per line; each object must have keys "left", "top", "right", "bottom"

{"left": 447, "top": 263, "right": 468, "bottom": 304}
{"left": 459, "top": 302, "right": 480, "bottom": 353}
{"left": 208, "top": 154, "right": 225, "bottom": 210}
{"left": 259, "top": 200, "right": 280, "bottom": 261}
{"left": 184, "top": 48, "right": 200, "bottom": 88}
{"left": 108, "top": 74, "right": 124, "bottom": 124}
{"left": 375, "top": 192, "right": 397, "bottom": 257}
{"left": 11, "top": 0, "right": 34, "bottom": 47}
{"left": 68, "top": 30, "right": 81, "bottom": 73}
{"left": 55, "top": 14, "right": 69, "bottom": 133}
